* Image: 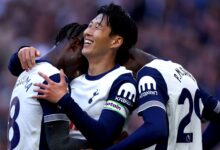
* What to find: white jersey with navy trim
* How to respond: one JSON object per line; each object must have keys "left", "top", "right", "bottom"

{"left": 69, "top": 65, "right": 136, "bottom": 140}
{"left": 7, "top": 62, "right": 69, "bottom": 150}
{"left": 137, "top": 59, "right": 204, "bottom": 150}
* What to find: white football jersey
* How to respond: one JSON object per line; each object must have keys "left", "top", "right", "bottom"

{"left": 7, "top": 62, "right": 63, "bottom": 150}
{"left": 137, "top": 59, "right": 204, "bottom": 150}
{"left": 69, "top": 65, "right": 136, "bottom": 140}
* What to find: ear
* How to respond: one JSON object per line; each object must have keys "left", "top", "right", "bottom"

{"left": 110, "top": 36, "right": 123, "bottom": 49}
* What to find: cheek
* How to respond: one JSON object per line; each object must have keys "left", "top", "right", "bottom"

{"left": 70, "top": 52, "right": 83, "bottom": 63}
{"left": 96, "top": 38, "right": 111, "bottom": 50}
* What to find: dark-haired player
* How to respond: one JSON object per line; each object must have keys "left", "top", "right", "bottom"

{"left": 7, "top": 23, "right": 89, "bottom": 150}
{"left": 105, "top": 48, "right": 220, "bottom": 150}
{"left": 29, "top": 3, "right": 138, "bottom": 149}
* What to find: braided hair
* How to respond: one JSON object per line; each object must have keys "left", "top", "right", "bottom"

{"left": 55, "top": 23, "right": 87, "bottom": 46}
{"left": 55, "top": 23, "right": 88, "bottom": 74}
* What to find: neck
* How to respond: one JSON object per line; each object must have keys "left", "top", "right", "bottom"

{"left": 87, "top": 55, "right": 116, "bottom": 76}
{"left": 41, "top": 48, "right": 60, "bottom": 67}
{"left": 124, "top": 48, "right": 157, "bottom": 76}
{"left": 42, "top": 50, "right": 79, "bottom": 80}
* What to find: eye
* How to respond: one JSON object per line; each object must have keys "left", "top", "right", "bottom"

{"left": 88, "top": 22, "right": 93, "bottom": 28}
{"left": 95, "top": 23, "right": 101, "bottom": 29}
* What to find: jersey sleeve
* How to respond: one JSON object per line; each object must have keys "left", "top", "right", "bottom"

{"left": 39, "top": 73, "right": 70, "bottom": 123}
{"left": 103, "top": 73, "right": 137, "bottom": 119}
{"left": 8, "top": 50, "right": 24, "bottom": 76}
{"left": 200, "top": 87, "right": 220, "bottom": 149}
{"left": 199, "top": 86, "right": 220, "bottom": 121}
{"left": 106, "top": 108, "right": 169, "bottom": 150}
{"left": 39, "top": 74, "right": 90, "bottom": 149}
{"left": 105, "top": 68, "right": 170, "bottom": 149}
{"left": 136, "top": 66, "right": 169, "bottom": 115}
{"left": 203, "top": 120, "right": 220, "bottom": 150}
{"left": 56, "top": 73, "right": 137, "bottom": 149}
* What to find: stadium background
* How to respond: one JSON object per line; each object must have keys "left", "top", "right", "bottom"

{"left": 0, "top": 0, "right": 219, "bottom": 149}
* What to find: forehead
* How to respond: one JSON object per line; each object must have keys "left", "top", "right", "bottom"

{"left": 90, "top": 14, "right": 107, "bottom": 25}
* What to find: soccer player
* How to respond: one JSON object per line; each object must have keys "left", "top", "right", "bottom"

{"left": 7, "top": 23, "right": 89, "bottom": 150}
{"left": 9, "top": 3, "right": 138, "bottom": 149}
{"left": 104, "top": 48, "right": 220, "bottom": 150}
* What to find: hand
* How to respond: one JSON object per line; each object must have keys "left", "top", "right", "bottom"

{"left": 18, "top": 46, "right": 41, "bottom": 70}
{"left": 33, "top": 69, "right": 68, "bottom": 103}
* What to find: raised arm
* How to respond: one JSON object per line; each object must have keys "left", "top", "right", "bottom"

{"left": 200, "top": 87, "right": 220, "bottom": 121}
{"left": 200, "top": 87, "right": 220, "bottom": 150}
{"left": 8, "top": 46, "right": 40, "bottom": 76}
{"left": 33, "top": 71, "right": 136, "bottom": 149}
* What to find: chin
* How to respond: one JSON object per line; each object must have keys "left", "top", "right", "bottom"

{"left": 82, "top": 49, "right": 90, "bottom": 57}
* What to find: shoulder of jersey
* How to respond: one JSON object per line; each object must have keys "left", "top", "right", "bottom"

{"left": 107, "top": 66, "right": 133, "bottom": 77}
{"left": 30, "top": 62, "right": 60, "bottom": 77}
{"left": 142, "top": 59, "right": 180, "bottom": 73}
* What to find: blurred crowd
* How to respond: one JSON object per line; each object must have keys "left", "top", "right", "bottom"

{"left": 0, "top": 0, "right": 220, "bottom": 149}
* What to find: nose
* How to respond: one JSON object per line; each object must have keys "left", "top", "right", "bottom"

{"left": 83, "top": 26, "right": 92, "bottom": 37}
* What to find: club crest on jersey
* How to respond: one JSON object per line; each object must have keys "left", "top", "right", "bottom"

{"left": 115, "top": 83, "right": 136, "bottom": 106}
{"left": 139, "top": 76, "right": 158, "bottom": 99}
{"left": 88, "top": 89, "right": 99, "bottom": 104}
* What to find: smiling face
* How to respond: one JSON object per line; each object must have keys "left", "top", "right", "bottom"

{"left": 82, "top": 14, "right": 120, "bottom": 61}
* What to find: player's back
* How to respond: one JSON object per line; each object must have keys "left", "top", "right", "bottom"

{"left": 140, "top": 59, "right": 203, "bottom": 150}
{"left": 7, "top": 62, "right": 59, "bottom": 150}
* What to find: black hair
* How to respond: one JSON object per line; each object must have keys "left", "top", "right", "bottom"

{"left": 97, "top": 3, "right": 138, "bottom": 65}
{"left": 55, "top": 23, "right": 87, "bottom": 46}
{"left": 55, "top": 23, "right": 88, "bottom": 74}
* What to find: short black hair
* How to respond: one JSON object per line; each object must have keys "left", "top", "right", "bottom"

{"left": 97, "top": 3, "right": 138, "bottom": 65}
{"left": 55, "top": 23, "right": 87, "bottom": 46}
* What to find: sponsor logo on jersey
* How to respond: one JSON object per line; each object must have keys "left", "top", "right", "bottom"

{"left": 115, "top": 83, "right": 136, "bottom": 106}
{"left": 105, "top": 101, "right": 122, "bottom": 111}
{"left": 139, "top": 76, "right": 158, "bottom": 99}
{"left": 104, "top": 100, "right": 127, "bottom": 118}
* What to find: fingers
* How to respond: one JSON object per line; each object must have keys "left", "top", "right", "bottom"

{"left": 38, "top": 72, "right": 53, "bottom": 84}
{"left": 32, "top": 92, "right": 47, "bottom": 99}
{"left": 29, "top": 47, "right": 37, "bottom": 68}
{"left": 32, "top": 70, "right": 68, "bottom": 103}
{"left": 32, "top": 95, "right": 45, "bottom": 99}
{"left": 18, "top": 47, "right": 27, "bottom": 70}
{"left": 60, "top": 69, "right": 66, "bottom": 84}
{"left": 35, "top": 49, "right": 41, "bottom": 57}
{"left": 25, "top": 48, "right": 33, "bottom": 69}
{"left": 33, "top": 83, "right": 47, "bottom": 89}
{"left": 32, "top": 83, "right": 47, "bottom": 99}
{"left": 18, "top": 47, "right": 41, "bottom": 70}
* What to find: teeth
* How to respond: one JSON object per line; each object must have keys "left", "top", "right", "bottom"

{"left": 84, "top": 39, "right": 92, "bottom": 44}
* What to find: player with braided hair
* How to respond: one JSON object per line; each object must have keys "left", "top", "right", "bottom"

{"left": 7, "top": 23, "right": 90, "bottom": 150}
{"left": 10, "top": 3, "right": 138, "bottom": 149}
